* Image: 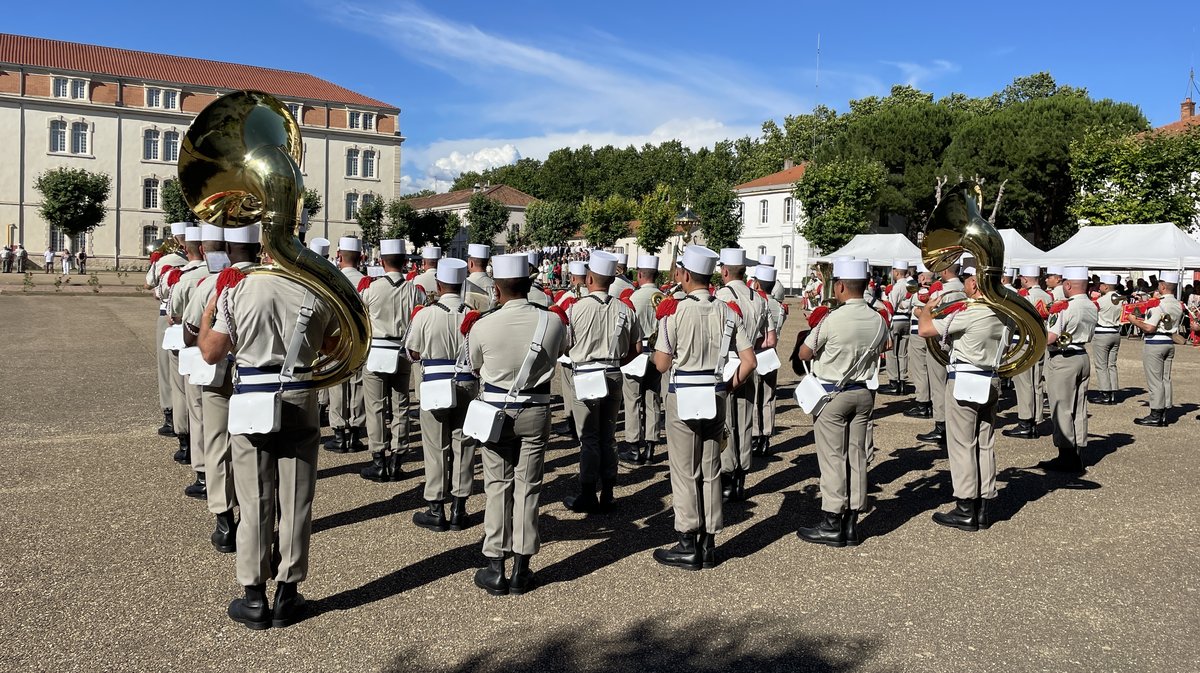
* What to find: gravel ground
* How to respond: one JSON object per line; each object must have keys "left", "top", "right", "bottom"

{"left": 1, "top": 295, "right": 1197, "bottom": 673}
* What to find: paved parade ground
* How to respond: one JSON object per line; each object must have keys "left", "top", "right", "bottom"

{"left": 1, "top": 294, "right": 1198, "bottom": 673}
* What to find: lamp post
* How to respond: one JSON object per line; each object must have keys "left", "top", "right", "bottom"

{"left": 671, "top": 201, "right": 699, "bottom": 269}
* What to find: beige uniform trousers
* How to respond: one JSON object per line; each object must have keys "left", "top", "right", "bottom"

{"left": 419, "top": 381, "right": 478, "bottom": 502}
{"left": 1091, "top": 332, "right": 1121, "bottom": 391}
{"left": 1012, "top": 356, "right": 1045, "bottom": 423}
{"left": 722, "top": 378, "right": 755, "bottom": 473}
{"left": 560, "top": 365, "right": 576, "bottom": 427}
{"left": 752, "top": 370, "right": 778, "bottom": 438}
{"left": 928, "top": 348, "right": 949, "bottom": 422}
{"left": 328, "top": 370, "right": 365, "bottom": 430}
{"left": 908, "top": 329, "right": 930, "bottom": 403}
{"left": 945, "top": 377, "right": 999, "bottom": 501}
{"left": 885, "top": 322, "right": 909, "bottom": 384}
{"left": 622, "top": 367, "right": 662, "bottom": 443}
{"left": 665, "top": 392, "right": 725, "bottom": 534}
{"left": 1143, "top": 342, "right": 1175, "bottom": 409}
{"left": 480, "top": 405, "right": 550, "bottom": 558}
{"left": 186, "top": 380, "right": 205, "bottom": 472}
{"left": 201, "top": 367, "right": 236, "bottom": 514}
{"left": 231, "top": 391, "right": 319, "bottom": 586}
{"left": 814, "top": 387, "right": 874, "bottom": 513}
{"left": 1046, "top": 351, "right": 1090, "bottom": 452}
{"left": 363, "top": 363, "right": 411, "bottom": 454}
{"left": 571, "top": 373, "right": 621, "bottom": 487}
{"left": 169, "top": 351, "right": 189, "bottom": 435}
{"left": 155, "top": 315, "right": 172, "bottom": 410}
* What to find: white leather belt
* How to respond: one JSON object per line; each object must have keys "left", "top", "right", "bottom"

{"left": 948, "top": 362, "right": 994, "bottom": 373}
{"left": 1095, "top": 326, "right": 1119, "bottom": 333}
{"left": 574, "top": 360, "right": 619, "bottom": 373}
{"left": 238, "top": 372, "right": 312, "bottom": 385}
{"left": 371, "top": 337, "right": 405, "bottom": 348}
{"left": 480, "top": 391, "right": 551, "bottom": 404}
{"left": 1145, "top": 335, "right": 1174, "bottom": 344}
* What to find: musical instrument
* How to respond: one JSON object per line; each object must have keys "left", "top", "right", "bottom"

{"left": 905, "top": 277, "right": 920, "bottom": 295}
{"left": 921, "top": 182, "right": 1046, "bottom": 377}
{"left": 1120, "top": 298, "right": 1159, "bottom": 324}
{"left": 177, "top": 90, "right": 370, "bottom": 389}
{"left": 814, "top": 262, "right": 837, "bottom": 308}
{"left": 145, "top": 235, "right": 182, "bottom": 257}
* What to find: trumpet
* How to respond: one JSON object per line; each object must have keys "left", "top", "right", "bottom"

{"left": 1054, "top": 331, "right": 1073, "bottom": 348}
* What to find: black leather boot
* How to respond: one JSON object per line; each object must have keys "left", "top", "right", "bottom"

{"left": 1002, "top": 419, "right": 1038, "bottom": 439}
{"left": 345, "top": 427, "right": 367, "bottom": 453}
{"left": 318, "top": 405, "right": 329, "bottom": 427}
{"left": 360, "top": 452, "right": 389, "bottom": 482}
{"left": 413, "top": 502, "right": 449, "bottom": 532}
{"left": 640, "top": 440, "right": 655, "bottom": 464}
{"left": 599, "top": 481, "right": 616, "bottom": 511}
{"left": 932, "top": 499, "right": 978, "bottom": 531}
{"left": 722, "top": 469, "right": 747, "bottom": 501}
{"left": 652, "top": 531, "right": 701, "bottom": 570}
{"left": 173, "top": 434, "right": 190, "bottom": 464}
{"left": 1135, "top": 409, "right": 1166, "bottom": 427}
{"left": 323, "top": 428, "right": 347, "bottom": 453}
{"left": 509, "top": 554, "right": 535, "bottom": 595}
{"left": 474, "top": 558, "right": 509, "bottom": 595}
{"left": 902, "top": 401, "right": 927, "bottom": 418}
{"left": 618, "top": 443, "right": 641, "bottom": 465}
{"left": 385, "top": 451, "right": 402, "bottom": 480}
{"left": 449, "top": 496, "right": 469, "bottom": 531}
{"left": 797, "top": 511, "right": 846, "bottom": 547}
{"left": 228, "top": 584, "right": 271, "bottom": 630}
{"left": 916, "top": 422, "right": 945, "bottom": 444}
{"left": 1104, "top": 391, "right": 1116, "bottom": 405}
{"left": 698, "top": 532, "right": 716, "bottom": 569}
{"left": 976, "top": 498, "right": 991, "bottom": 530}
{"left": 272, "top": 582, "right": 307, "bottom": 628}
{"left": 157, "top": 409, "right": 175, "bottom": 437}
{"left": 184, "top": 471, "right": 207, "bottom": 499}
{"left": 565, "top": 484, "right": 601, "bottom": 513}
{"left": 1036, "top": 446, "right": 1085, "bottom": 473}
{"left": 211, "top": 510, "right": 236, "bottom": 553}
{"left": 843, "top": 510, "right": 861, "bottom": 546}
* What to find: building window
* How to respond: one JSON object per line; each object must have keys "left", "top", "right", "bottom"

{"left": 143, "top": 178, "right": 160, "bottom": 210}
{"left": 49, "top": 120, "right": 68, "bottom": 153}
{"left": 163, "top": 131, "right": 180, "bottom": 162}
{"left": 71, "top": 122, "right": 89, "bottom": 155}
{"left": 362, "top": 150, "right": 375, "bottom": 178}
{"left": 163, "top": 90, "right": 177, "bottom": 110}
{"left": 53, "top": 77, "right": 88, "bottom": 100}
{"left": 142, "top": 225, "right": 158, "bottom": 253}
{"left": 759, "top": 200, "right": 768, "bottom": 225}
{"left": 349, "top": 111, "right": 361, "bottom": 129}
{"left": 363, "top": 113, "right": 374, "bottom": 130}
{"left": 145, "top": 87, "right": 178, "bottom": 110}
{"left": 758, "top": 245, "right": 767, "bottom": 258}
{"left": 287, "top": 103, "right": 301, "bottom": 122}
{"left": 348, "top": 111, "right": 375, "bottom": 130}
{"left": 146, "top": 88, "right": 160, "bottom": 108}
{"left": 345, "top": 193, "right": 359, "bottom": 220}
{"left": 346, "top": 149, "right": 359, "bottom": 177}
{"left": 361, "top": 193, "right": 375, "bottom": 208}
{"left": 782, "top": 245, "right": 791, "bottom": 268}
{"left": 71, "top": 79, "right": 87, "bottom": 100}
{"left": 143, "top": 130, "right": 160, "bottom": 161}
{"left": 784, "top": 197, "right": 794, "bottom": 223}
{"left": 53, "top": 77, "right": 68, "bottom": 98}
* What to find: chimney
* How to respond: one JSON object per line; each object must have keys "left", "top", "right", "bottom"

{"left": 783, "top": 158, "right": 795, "bottom": 170}
{"left": 1182, "top": 97, "right": 1196, "bottom": 121}
{"left": 473, "top": 183, "right": 482, "bottom": 193}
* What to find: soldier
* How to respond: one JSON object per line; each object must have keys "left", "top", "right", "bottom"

{"left": 526, "top": 251, "right": 551, "bottom": 306}
{"left": 917, "top": 264, "right": 1006, "bottom": 532}
{"left": 555, "top": 259, "right": 590, "bottom": 440}
{"left": 163, "top": 226, "right": 208, "bottom": 465}
{"left": 795, "top": 259, "right": 889, "bottom": 546}
{"left": 1003, "top": 265, "right": 1052, "bottom": 439}
{"left": 1091, "top": 273, "right": 1124, "bottom": 405}
{"left": 147, "top": 222, "right": 189, "bottom": 437}
{"left": 170, "top": 224, "right": 224, "bottom": 498}
{"left": 464, "top": 243, "right": 495, "bottom": 309}
{"left": 610, "top": 252, "right": 634, "bottom": 297}
{"left": 903, "top": 269, "right": 934, "bottom": 419}
{"left": 758, "top": 254, "right": 786, "bottom": 302}
{"left": 751, "top": 264, "right": 787, "bottom": 456}
{"left": 358, "top": 239, "right": 425, "bottom": 482}
{"left": 308, "top": 237, "right": 332, "bottom": 424}
{"left": 1045, "top": 265, "right": 1066, "bottom": 301}
{"left": 467, "top": 254, "right": 568, "bottom": 596}
{"left": 715, "top": 248, "right": 775, "bottom": 501}
{"left": 562, "top": 251, "right": 638, "bottom": 513}
{"left": 881, "top": 259, "right": 914, "bottom": 396}
{"left": 183, "top": 223, "right": 260, "bottom": 552}
{"left": 324, "top": 237, "right": 366, "bottom": 453}
{"left": 412, "top": 246, "right": 440, "bottom": 297}
{"left": 651, "top": 245, "right": 755, "bottom": 569}
{"left": 1130, "top": 270, "right": 1185, "bottom": 426}
{"left": 619, "top": 255, "right": 663, "bottom": 465}
{"left": 1038, "top": 266, "right": 1099, "bottom": 473}
{"left": 406, "top": 257, "right": 478, "bottom": 530}
{"left": 1001, "top": 268, "right": 1018, "bottom": 293}
{"left": 916, "top": 263, "right": 966, "bottom": 445}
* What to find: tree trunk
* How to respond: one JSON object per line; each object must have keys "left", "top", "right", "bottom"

{"left": 988, "top": 179, "right": 1009, "bottom": 225}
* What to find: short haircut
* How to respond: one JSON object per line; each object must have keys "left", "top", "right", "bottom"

{"left": 637, "top": 269, "right": 656, "bottom": 281}
{"left": 201, "top": 241, "right": 225, "bottom": 254}
{"left": 723, "top": 264, "right": 746, "bottom": 280}
{"left": 840, "top": 278, "right": 867, "bottom": 294}
{"left": 1162, "top": 281, "right": 1178, "bottom": 294}
{"left": 683, "top": 269, "right": 712, "bottom": 286}
{"left": 589, "top": 270, "right": 614, "bottom": 291}
{"left": 226, "top": 242, "right": 260, "bottom": 263}
{"left": 757, "top": 279, "right": 776, "bottom": 291}
{"left": 381, "top": 253, "right": 405, "bottom": 269}
{"left": 495, "top": 276, "right": 532, "bottom": 297}
{"left": 340, "top": 250, "right": 361, "bottom": 264}
{"left": 184, "top": 241, "right": 202, "bottom": 255}
{"left": 437, "top": 281, "right": 463, "bottom": 295}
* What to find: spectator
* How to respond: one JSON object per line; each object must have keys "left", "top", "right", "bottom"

{"left": 15, "top": 245, "right": 27, "bottom": 273}
{"left": 60, "top": 249, "right": 72, "bottom": 275}
{"left": 76, "top": 249, "right": 88, "bottom": 274}
{"left": 43, "top": 248, "right": 55, "bottom": 274}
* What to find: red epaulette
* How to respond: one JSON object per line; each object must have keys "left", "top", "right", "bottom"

{"left": 165, "top": 268, "right": 183, "bottom": 287}
{"left": 560, "top": 296, "right": 578, "bottom": 312}
{"left": 941, "top": 301, "right": 969, "bottom": 316}
{"left": 619, "top": 287, "right": 634, "bottom": 302}
{"left": 410, "top": 305, "right": 424, "bottom": 321}
{"left": 544, "top": 287, "right": 553, "bottom": 299}
{"left": 782, "top": 303, "right": 789, "bottom": 315}
{"left": 460, "top": 309, "right": 482, "bottom": 335}
{"left": 619, "top": 296, "right": 635, "bottom": 311}
{"left": 548, "top": 304, "right": 569, "bottom": 325}
{"left": 405, "top": 270, "right": 417, "bottom": 281}
{"left": 1034, "top": 300, "right": 1050, "bottom": 319}
{"left": 215, "top": 267, "right": 247, "bottom": 296}
{"left": 1018, "top": 288, "right": 1030, "bottom": 297}
{"left": 659, "top": 283, "right": 671, "bottom": 292}
{"left": 655, "top": 296, "right": 679, "bottom": 320}
{"left": 755, "top": 288, "right": 768, "bottom": 300}
{"left": 807, "top": 305, "right": 831, "bottom": 328}
{"left": 1048, "top": 300, "right": 1070, "bottom": 315}
{"left": 885, "top": 283, "right": 894, "bottom": 294}
{"left": 929, "top": 281, "right": 944, "bottom": 293}
{"left": 149, "top": 251, "right": 163, "bottom": 266}
{"left": 708, "top": 285, "right": 716, "bottom": 293}
{"left": 356, "top": 277, "right": 374, "bottom": 292}
{"left": 552, "top": 289, "right": 566, "bottom": 303}
{"left": 725, "top": 301, "right": 742, "bottom": 318}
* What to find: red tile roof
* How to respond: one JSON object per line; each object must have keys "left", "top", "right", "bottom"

{"left": 1155, "top": 116, "right": 1200, "bottom": 134}
{"left": 404, "top": 184, "right": 537, "bottom": 210}
{"left": 0, "top": 33, "right": 396, "bottom": 110}
{"left": 734, "top": 163, "right": 807, "bottom": 191}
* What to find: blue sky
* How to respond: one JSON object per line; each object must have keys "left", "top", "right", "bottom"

{"left": 7, "top": 1, "right": 1199, "bottom": 192}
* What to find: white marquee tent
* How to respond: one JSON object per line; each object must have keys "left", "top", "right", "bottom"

{"left": 1010, "top": 223, "right": 1200, "bottom": 270}
{"left": 814, "top": 234, "right": 922, "bottom": 267}
{"left": 997, "top": 229, "right": 1044, "bottom": 269}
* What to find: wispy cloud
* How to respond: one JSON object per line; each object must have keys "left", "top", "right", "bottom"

{"left": 882, "top": 59, "right": 961, "bottom": 88}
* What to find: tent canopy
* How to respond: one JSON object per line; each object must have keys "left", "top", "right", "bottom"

{"left": 814, "top": 234, "right": 922, "bottom": 267}
{"left": 1011, "top": 223, "right": 1200, "bottom": 270}
{"left": 997, "top": 229, "right": 1044, "bottom": 269}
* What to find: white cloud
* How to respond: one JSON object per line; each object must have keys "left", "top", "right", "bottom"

{"left": 428, "top": 144, "right": 522, "bottom": 182}
{"left": 882, "top": 59, "right": 961, "bottom": 88}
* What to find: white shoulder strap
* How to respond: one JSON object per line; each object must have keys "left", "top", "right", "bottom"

{"left": 282, "top": 291, "right": 318, "bottom": 378}
{"left": 715, "top": 306, "right": 736, "bottom": 376}
{"left": 508, "top": 309, "right": 550, "bottom": 398}
{"left": 607, "top": 304, "right": 628, "bottom": 360}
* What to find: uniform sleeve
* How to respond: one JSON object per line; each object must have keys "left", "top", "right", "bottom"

{"left": 655, "top": 317, "right": 673, "bottom": 355}
{"left": 1055, "top": 302, "right": 1082, "bottom": 336}
{"left": 183, "top": 284, "right": 210, "bottom": 328}
{"left": 733, "top": 318, "right": 752, "bottom": 352}
{"left": 931, "top": 316, "right": 953, "bottom": 338}
{"left": 802, "top": 320, "right": 826, "bottom": 354}
{"left": 405, "top": 310, "right": 427, "bottom": 354}
{"left": 1144, "top": 305, "right": 1162, "bottom": 329}
{"left": 467, "top": 319, "right": 485, "bottom": 369}
{"left": 623, "top": 306, "right": 640, "bottom": 354}
{"left": 210, "top": 284, "right": 236, "bottom": 336}
{"left": 168, "top": 279, "right": 188, "bottom": 317}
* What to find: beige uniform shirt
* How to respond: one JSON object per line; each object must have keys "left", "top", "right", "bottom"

{"left": 1097, "top": 291, "right": 1124, "bottom": 328}
{"left": 212, "top": 275, "right": 337, "bottom": 369}
{"left": 148, "top": 252, "right": 188, "bottom": 306}
{"left": 362, "top": 272, "right": 425, "bottom": 339}
{"left": 630, "top": 283, "right": 662, "bottom": 347}
{"left": 771, "top": 282, "right": 785, "bottom": 302}
{"left": 1021, "top": 286, "right": 1053, "bottom": 316}
{"left": 340, "top": 264, "right": 365, "bottom": 287}
{"left": 406, "top": 292, "right": 470, "bottom": 364}
{"left": 1050, "top": 285, "right": 1066, "bottom": 301}
{"left": 169, "top": 261, "right": 211, "bottom": 319}
{"left": 933, "top": 303, "right": 1006, "bottom": 368}
{"left": 465, "top": 271, "right": 494, "bottom": 302}
{"left": 527, "top": 283, "right": 551, "bottom": 306}
{"left": 1049, "top": 293, "right": 1099, "bottom": 346}
{"left": 936, "top": 276, "right": 967, "bottom": 304}
{"left": 184, "top": 261, "right": 255, "bottom": 329}
{"left": 716, "top": 280, "right": 768, "bottom": 347}
{"left": 887, "top": 278, "right": 914, "bottom": 323}
{"left": 762, "top": 292, "right": 787, "bottom": 334}
{"left": 610, "top": 274, "right": 634, "bottom": 298}
{"left": 468, "top": 299, "right": 568, "bottom": 390}
{"left": 655, "top": 290, "right": 751, "bottom": 372}
{"left": 556, "top": 285, "right": 588, "bottom": 308}
{"left": 565, "top": 291, "right": 637, "bottom": 365}
{"left": 1145, "top": 294, "right": 1184, "bottom": 335}
{"left": 413, "top": 268, "right": 437, "bottom": 296}
{"left": 803, "top": 299, "right": 888, "bottom": 383}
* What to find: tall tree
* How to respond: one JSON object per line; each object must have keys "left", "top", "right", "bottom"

{"left": 792, "top": 158, "right": 887, "bottom": 254}
{"left": 525, "top": 200, "right": 578, "bottom": 249}
{"left": 354, "top": 197, "right": 385, "bottom": 249}
{"left": 580, "top": 194, "right": 634, "bottom": 248}
{"left": 33, "top": 167, "right": 112, "bottom": 238}
{"left": 467, "top": 193, "right": 510, "bottom": 244}
{"left": 160, "top": 179, "right": 197, "bottom": 224}
{"left": 635, "top": 183, "right": 676, "bottom": 254}
{"left": 384, "top": 199, "right": 413, "bottom": 240}
{"left": 302, "top": 188, "right": 323, "bottom": 218}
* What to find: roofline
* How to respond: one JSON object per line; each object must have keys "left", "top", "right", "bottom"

{"left": 735, "top": 183, "right": 797, "bottom": 195}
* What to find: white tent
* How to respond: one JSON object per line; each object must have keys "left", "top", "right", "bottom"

{"left": 814, "top": 234, "right": 922, "bottom": 267}
{"left": 997, "top": 229, "right": 1044, "bottom": 269}
{"left": 1011, "top": 223, "right": 1200, "bottom": 270}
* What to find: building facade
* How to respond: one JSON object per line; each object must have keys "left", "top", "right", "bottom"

{"left": 0, "top": 34, "right": 402, "bottom": 268}
{"left": 402, "top": 183, "right": 535, "bottom": 258}
{"left": 733, "top": 161, "right": 815, "bottom": 294}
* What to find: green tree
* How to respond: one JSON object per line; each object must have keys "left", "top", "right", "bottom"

{"left": 384, "top": 199, "right": 413, "bottom": 240}
{"left": 354, "top": 197, "right": 385, "bottom": 249}
{"left": 580, "top": 194, "right": 634, "bottom": 248}
{"left": 302, "top": 188, "right": 323, "bottom": 219}
{"left": 636, "top": 184, "right": 676, "bottom": 254}
{"left": 1069, "top": 126, "right": 1200, "bottom": 228}
{"left": 441, "top": 212, "right": 463, "bottom": 250}
{"left": 467, "top": 193, "right": 511, "bottom": 244}
{"left": 525, "top": 200, "right": 578, "bottom": 249}
{"left": 33, "top": 167, "right": 112, "bottom": 238}
{"left": 409, "top": 209, "right": 456, "bottom": 249}
{"left": 793, "top": 158, "right": 887, "bottom": 254}
{"left": 401, "top": 189, "right": 436, "bottom": 200}
{"left": 160, "top": 179, "right": 197, "bottom": 224}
